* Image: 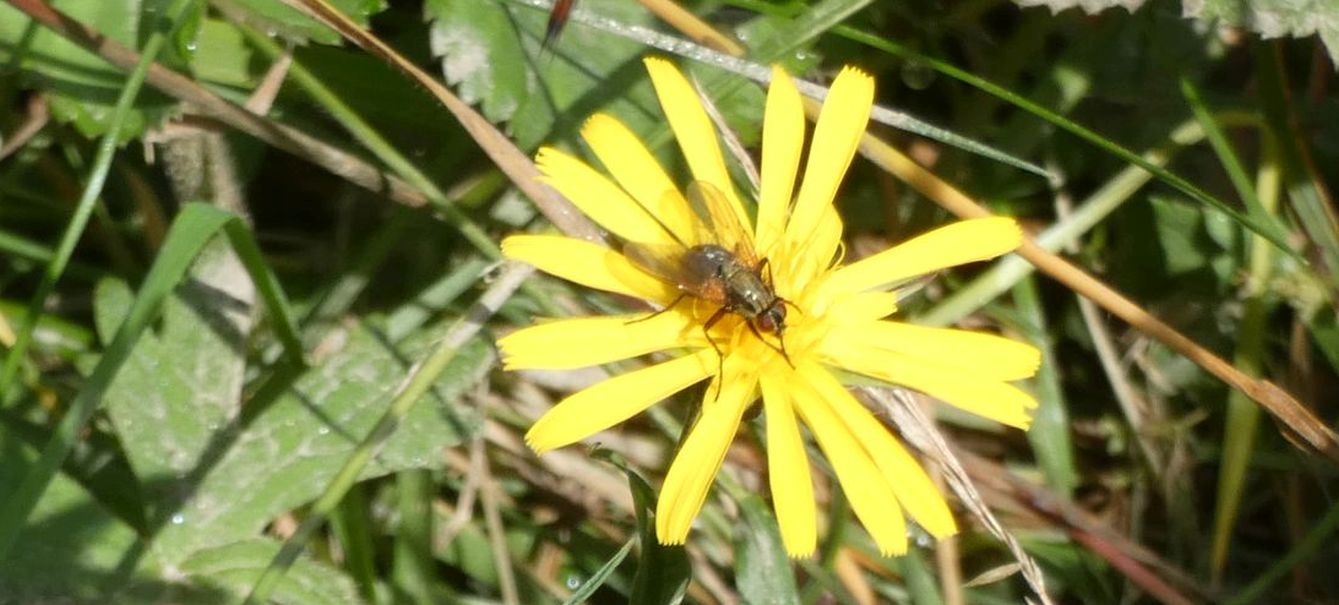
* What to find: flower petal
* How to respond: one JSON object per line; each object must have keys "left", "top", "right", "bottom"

{"left": 822, "top": 342, "right": 1038, "bottom": 429}
{"left": 657, "top": 361, "right": 758, "bottom": 544}
{"left": 823, "top": 291, "right": 899, "bottom": 323}
{"left": 499, "top": 312, "right": 697, "bottom": 370}
{"left": 827, "top": 218, "right": 1022, "bottom": 295}
{"left": 526, "top": 349, "right": 715, "bottom": 454}
{"left": 502, "top": 235, "right": 677, "bottom": 303}
{"left": 643, "top": 57, "right": 751, "bottom": 233}
{"left": 581, "top": 114, "right": 698, "bottom": 241}
{"left": 790, "top": 366, "right": 908, "bottom": 556}
{"left": 760, "top": 370, "right": 817, "bottom": 557}
{"left": 829, "top": 321, "right": 1041, "bottom": 381}
{"left": 799, "top": 364, "right": 956, "bottom": 538}
{"left": 536, "top": 146, "right": 676, "bottom": 246}
{"left": 756, "top": 65, "right": 805, "bottom": 257}
{"left": 782, "top": 67, "right": 873, "bottom": 256}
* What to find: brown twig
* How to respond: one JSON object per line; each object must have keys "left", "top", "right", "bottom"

{"left": 474, "top": 436, "right": 521, "bottom": 605}
{"left": 277, "top": 0, "right": 601, "bottom": 242}
{"left": 853, "top": 125, "right": 1339, "bottom": 467}
{"left": 955, "top": 449, "right": 1209, "bottom": 604}
{"left": 4, "top": 0, "right": 432, "bottom": 207}
{"left": 864, "top": 387, "right": 1057, "bottom": 605}
{"left": 0, "top": 92, "right": 48, "bottom": 161}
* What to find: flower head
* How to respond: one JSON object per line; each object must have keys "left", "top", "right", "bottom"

{"left": 501, "top": 58, "right": 1040, "bottom": 557}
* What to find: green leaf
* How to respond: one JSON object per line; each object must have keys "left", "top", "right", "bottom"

{"left": 193, "top": 18, "right": 260, "bottom": 89}
{"left": 157, "top": 539, "right": 363, "bottom": 604}
{"left": 0, "top": 438, "right": 146, "bottom": 602}
{"left": 0, "top": 203, "right": 302, "bottom": 560}
{"left": 144, "top": 324, "right": 489, "bottom": 565}
{"left": 0, "top": 0, "right": 183, "bottom": 140}
{"left": 1010, "top": 0, "right": 1339, "bottom": 68}
{"left": 216, "top": 0, "right": 388, "bottom": 45}
{"left": 425, "top": 0, "right": 670, "bottom": 150}
{"left": 1190, "top": 0, "right": 1339, "bottom": 67}
{"left": 1150, "top": 195, "right": 1217, "bottom": 275}
{"left": 426, "top": 0, "right": 531, "bottom": 125}
{"left": 732, "top": 491, "right": 801, "bottom": 605}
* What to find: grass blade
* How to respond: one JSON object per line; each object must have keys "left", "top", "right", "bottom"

{"left": 820, "top": 22, "right": 1297, "bottom": 258}
{"left": 241, "top": 263, "right": 531, "bottom": 605}
{"left": 561, "top": 537, "right": 636, "bottom": 605}
{"left": 0, "top": 0, "right": 195, "bottom": 397}
{"left": 0, "top": 202, "right": 303, "bottom": 557}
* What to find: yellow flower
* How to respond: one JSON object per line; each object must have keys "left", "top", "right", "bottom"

{"left": 500, "top": 57, "right": 1040, "bottom": 557}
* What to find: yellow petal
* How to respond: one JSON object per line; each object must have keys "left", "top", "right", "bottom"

{"left": 822, "top": 291, "right": 899, "bottom": 324}
{"left": 642, "top": 57, "right": 751, "bottom": 233}
{"left": 827, "top": 218, "right": 1022, "bottom": 295}
{"left": 535, "top": 147, "right": 676, "bottom": 246}
{"left": 760, "top": 371, "right": 817, "bottom": 557}
{"left": 581, "top": 114, "right": 698, "bottom": 241}
{"left": 822, "top": 342, "right": 1038, "bottom": 429}
{"left": 795, "top": 208, "right": 844, "bottom": 286}
{"left": 790, "top": 367, "right": 907, "bottom": 556}
{"left": 799, "top": 364, "right": 956, "bottom": 538}
{"left": 501, "top": 235, "right": 677, "bottom": 303}
{"left": 526, "top": 350, "right": 715, "bottom": 454}
{"left": 782, "top": 67, "right": 873, "bottom": 256}
{"left": 755, "top": 65, "right": 805, "bottom": 257}
{"left": 499, "top": 312, "right": 697, "bottom": 370}
{"left": 829, "top": 321, "right": 1040, "bottom": 381}
{"left": 657, "top": 361, "right": 758, "bottom": 544}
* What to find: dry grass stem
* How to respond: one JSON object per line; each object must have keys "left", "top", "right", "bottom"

{"left": 854, "top": 126, "right": 1339, "bottom": 467}
{"left": 864, "top": 387, "right": 1056, "bottom": 605}
{"left": 280, "top": 0, "right": 603, "bottom": 243}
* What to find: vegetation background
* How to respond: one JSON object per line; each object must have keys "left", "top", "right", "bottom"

{"left": 0, "top": 0, "right": 1337, "bottom": 602}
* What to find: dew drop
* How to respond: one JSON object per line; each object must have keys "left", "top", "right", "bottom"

{"left": 171, "top": 513, "right": 185, "bottom": 525}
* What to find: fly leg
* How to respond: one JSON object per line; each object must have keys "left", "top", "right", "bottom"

{"left": 625, "top": 293, "right": 687, "bottom": 325}
{"left": 744, "top": 319, "right": 795, "bottom": 368}
{"left": 701, "top": 306, "right": 730, "bottom": 401}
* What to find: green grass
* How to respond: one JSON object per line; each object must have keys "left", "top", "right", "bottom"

{"left": 2, "top": 0, "right": 1338, "bottom": 603}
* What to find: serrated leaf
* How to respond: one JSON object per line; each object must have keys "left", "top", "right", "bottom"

{"left": 1186, "top": 0, "right": 1339, "bottom": 66}
{"left": 143, "top": 322, "right": 490, "bottom": 565}
{"left": 214, "top": 0, "right": 387, "bottom": 45}
{"left": 427, "top": 0, "right": 531, "bottom": 124}
{"left": 425, "top": 0, "right": 680, "bottom": 151}
{"left": 1013, "top": 0, "right": 1145, "bottom": 12}
{"left": 1010, "top": 0, "right": 1339, "bottom": 67}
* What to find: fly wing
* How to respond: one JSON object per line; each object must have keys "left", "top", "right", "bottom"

{"left": 890, "top": 271, "right": 940, "bottom": 303}
{"left": 623, "top": 240, "right": 726, "bottom": 302}
{"left": 685, "top": 181, "right": 760, "bottom": 268}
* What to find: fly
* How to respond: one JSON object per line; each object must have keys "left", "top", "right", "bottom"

{"left": 624, "top": 181, "right": 794, "bottom": 386}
